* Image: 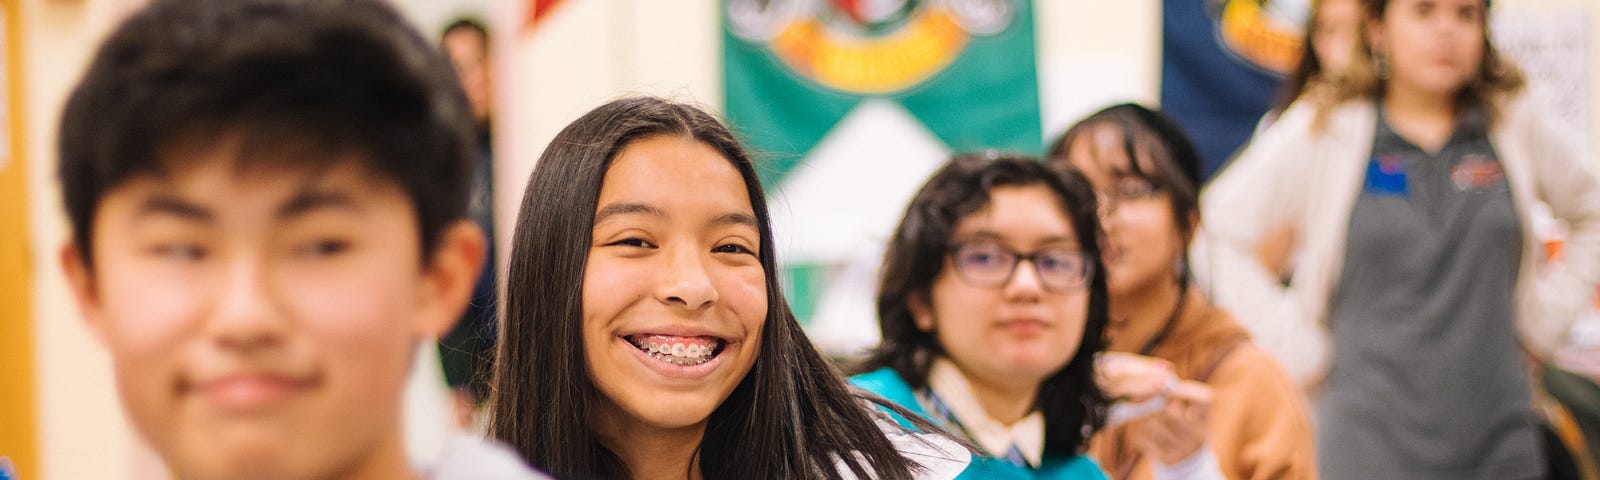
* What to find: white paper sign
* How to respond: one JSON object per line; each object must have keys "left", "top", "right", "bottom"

{"left": 1492, "top": 9, "right": 1592, "bottom": 156}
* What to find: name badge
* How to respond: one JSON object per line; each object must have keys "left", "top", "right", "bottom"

{"left": 1365, "top": 154, "right": 1408, "bottom": 197}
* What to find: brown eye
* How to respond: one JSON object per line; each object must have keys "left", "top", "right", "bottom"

{"left": 1114, "top": 178, "right": 1158, "bottom": 201}
{"left": 295, "top": 239, "right": 350, "bottom": 258}
{"left": 608, "top": 238, "right": 656, "bottom": 248}
{"left": 713, "top": 243, "right": 755, "bottom": 255}
{"left": 153, "top": 243, "right": 207, "bottom": 262}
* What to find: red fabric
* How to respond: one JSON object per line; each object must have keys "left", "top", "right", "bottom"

{"left": 523, "top": 0, "right": 567, "bottom": 31}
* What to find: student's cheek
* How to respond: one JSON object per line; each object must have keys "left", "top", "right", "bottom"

{"left": 1047, "top": 293, "right": 1090, "bottom": 356}
{"left": 278, "top": 256, "right": 419, "bottom": 378}
{"left": 581, "top": 254, "right": 649, "bottom": 324}
{"left": 97, "top": 258, "right": 215, "bottom": 359}
{"left": 715, "top": 265, "right": 767, "bottom": 330}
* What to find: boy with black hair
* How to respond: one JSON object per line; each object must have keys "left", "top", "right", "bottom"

{"left": 56, "top": 0, "right": 543, "bottom": 478}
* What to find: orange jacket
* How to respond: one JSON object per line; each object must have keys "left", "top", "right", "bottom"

{"left": 1089, "top": 292, "right": 1317, "bottom": 480}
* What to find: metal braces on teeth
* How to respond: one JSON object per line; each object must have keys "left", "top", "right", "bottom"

{"left": 629, "top": 338, "right": 723, "bottom": 366}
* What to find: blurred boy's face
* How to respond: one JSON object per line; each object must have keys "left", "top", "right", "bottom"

{"left": 62, "top": 138, "right": 482, "bottom": 479}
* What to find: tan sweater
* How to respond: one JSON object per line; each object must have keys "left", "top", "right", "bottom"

{"left": 1089, "top": 292, "right": 1318, "bottom": 480}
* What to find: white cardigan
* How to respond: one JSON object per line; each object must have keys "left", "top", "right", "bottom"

{"left": 1194, "top": 96, "right": 1600, "bottom": 390}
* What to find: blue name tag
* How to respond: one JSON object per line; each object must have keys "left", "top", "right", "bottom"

{"left": 1364, "top": 154, "right": 1408, "bottom": 197}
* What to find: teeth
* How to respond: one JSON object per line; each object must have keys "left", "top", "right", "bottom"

{"left": 626, "top": 335, "right": 724, "bottom": 366}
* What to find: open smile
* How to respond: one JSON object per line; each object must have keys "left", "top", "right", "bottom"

{"left": 624, "top": 334, "right": 728, "bottom": 367}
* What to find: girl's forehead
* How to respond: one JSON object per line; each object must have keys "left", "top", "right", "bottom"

{"left": 1074, "top": 125, "right": 1151, "bottom": 177}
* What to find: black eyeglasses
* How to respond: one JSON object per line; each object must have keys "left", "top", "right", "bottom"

{"left": 947, "top": 240, "right": 1093, "bottom": 292}
{"left": 1097, "top": 177, "right": 1164, "bottom": 216}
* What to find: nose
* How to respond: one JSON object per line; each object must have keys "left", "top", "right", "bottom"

{"left": 656, "top": 245, "right": 719, "bottom": 311}
{"left": 1002, "top": 256, "right": 1045, "bottom": 300}
{"left": 1097, "top": 192, "right": 1119, "bottom": 218}
{"left": 211, "top": 255, "right": 286, "bottom": 350}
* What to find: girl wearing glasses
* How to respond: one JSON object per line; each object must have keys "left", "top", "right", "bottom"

{"left": 1051, "top": 104, "right": 1316, "bottom": 480}
{"left": 851, "top": 153, "right": 1111, "bottom": 479}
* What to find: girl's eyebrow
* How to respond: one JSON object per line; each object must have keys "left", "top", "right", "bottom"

{"left": 594, "top": 202, "right": 758, "bottom": 230}
{"left": 594, "top": 202, "right": 666, "bottom": 225}
{"left": 714, "top": 212, "right": 759, "bottom": 229}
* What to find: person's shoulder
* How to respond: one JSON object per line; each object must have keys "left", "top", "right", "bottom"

{"left": 421, "top": 436, "right": 551, "bottom": 480}
{"left": 850, "top": 368, "right": 914, "bottom": 399}
{"left": 830, "top": 414, "right": 971, "bottom": 480}
{"left": 1033, "top": 454, "right": 1110, "bottom": 480}
{"left": 952, "top": 454, "right": 1107, "bottom": 480}
{"left": 1207, "top": 341, "right": 1309, "bottom": 417}
{"left": 1276, "top": 97, "right": 1372, "bottom": 135}
{"left": 883, "top": 421, "right": 972, "bottom": 480}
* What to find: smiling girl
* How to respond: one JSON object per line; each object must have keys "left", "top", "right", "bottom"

{"left": 487, "top": 97, "right": 968, "bottom": 479}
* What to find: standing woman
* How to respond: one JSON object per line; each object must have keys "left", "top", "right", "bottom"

{"left": 488, "top": 96, "right": 969, "bottom": 479}
{"left": 1202, "top": 0, "right": 1600, "bottom": 477}
{"left": 852, "top": 153, "right": 1112, "bottom": 479}
{"left": 1052, "top": 104, "right": 1316, "bottom": 479}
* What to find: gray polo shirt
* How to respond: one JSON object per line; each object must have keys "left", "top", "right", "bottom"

{"left": 1317, "top": 103, "right": 1543, "bottom": 479}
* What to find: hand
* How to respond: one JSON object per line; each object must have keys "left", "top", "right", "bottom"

{"left": 1127, "top": 380, "right": 1212, "bottom": 466}
{"left": 1096, "top": 352, "right": 1176, "bottom": 402}
{"left": 1255, "top": 224, "right": 1296, "bottom": 282}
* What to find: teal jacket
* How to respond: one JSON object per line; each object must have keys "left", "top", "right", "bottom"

{"left": 850, "top": 368, "right": 1108, "bottom": 480}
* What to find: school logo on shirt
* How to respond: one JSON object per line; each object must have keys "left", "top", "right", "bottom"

{"left": 1451, "top": 155, "right": 1506, "bottom": 192}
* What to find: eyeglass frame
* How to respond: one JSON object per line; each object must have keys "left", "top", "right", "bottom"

{"left": 944, "top": 240, "right": 1095, "bottom": 292}
{"left": 1095, "top": 176, "right": 1167, "bottom": 216}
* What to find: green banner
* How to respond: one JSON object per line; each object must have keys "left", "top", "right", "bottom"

{"left": 723, "top": 0, "right": 1043, "bottom": 188}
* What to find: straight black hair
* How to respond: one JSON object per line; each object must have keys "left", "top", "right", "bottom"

{"left": 855, "top": 152, "right": 1110, "bottom": 458}
{"left": 489, "top": 96, "right": 934, "bottom": 479}
{"left": 59, "top": 0, "right": 475, "bottom": 267}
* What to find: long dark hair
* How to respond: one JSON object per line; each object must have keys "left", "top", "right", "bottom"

{"left": 855, "top": 152, "right": 1110, "bottom": 457}
{"left": 488, "top": 96, "right": 928, "bottom": 479}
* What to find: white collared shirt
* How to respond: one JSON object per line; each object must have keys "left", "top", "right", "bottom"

{"left": 924, "top": 357, "right": 1045, "bottom": 467}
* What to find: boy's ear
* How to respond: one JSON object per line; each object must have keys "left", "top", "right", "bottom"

{"left": 908, "top": 290, "right": 936, "bottom": 333}
{"left": 60, "top": 241, "right": 110, "bottom": 345}
{"left": 415, "top": 220, "right": 488, "bottom": 339}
